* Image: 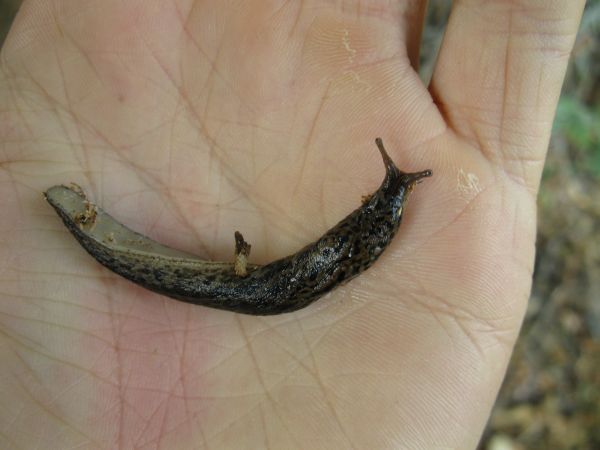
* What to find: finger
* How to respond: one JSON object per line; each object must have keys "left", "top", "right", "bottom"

{"left": 333, "top": 1, "right": 427, "bottom": 68}
{"left": 399, "top": 0, "right": 428, "bottom": 69}
{"left": 430, "top": 0, "right": 585, "bottom": 190}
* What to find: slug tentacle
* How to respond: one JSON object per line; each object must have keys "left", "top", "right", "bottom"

{"left": 45, "top": 139, "right": 432, "bottom": 315}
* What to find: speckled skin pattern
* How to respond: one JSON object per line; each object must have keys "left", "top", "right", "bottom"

{"left": 45, "top": 139, "right": 432, "bottom": 315}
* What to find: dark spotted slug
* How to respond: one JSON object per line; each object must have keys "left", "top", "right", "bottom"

{"left": 44, "top": 138, "right": 432, "bottom": 315}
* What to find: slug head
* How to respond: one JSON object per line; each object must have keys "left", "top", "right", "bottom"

{"left": 373, "top": 137, "right": 431, "bottom": 212}
{"left": 357, "top": 138, "right": 432, "bottom": 259}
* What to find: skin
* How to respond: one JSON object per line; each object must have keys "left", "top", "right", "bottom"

{"left": 0, "top": 1, "right": 585, "bottom": 449}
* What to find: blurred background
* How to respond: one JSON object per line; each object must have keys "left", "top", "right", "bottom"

{"left": 1, "top": 1, "right": 598, "bottom": 448}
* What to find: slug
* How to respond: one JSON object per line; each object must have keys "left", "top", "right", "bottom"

{"left": 44, "top": 138, "right": 432, "bottom": 315}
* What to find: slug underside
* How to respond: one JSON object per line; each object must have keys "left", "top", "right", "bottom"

{"left": 45, "top": 139, "right": 432, "bottom": 315}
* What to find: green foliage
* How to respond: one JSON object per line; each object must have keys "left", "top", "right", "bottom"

{"left": 554, "top": 97, "right": 600, "bottom": 178}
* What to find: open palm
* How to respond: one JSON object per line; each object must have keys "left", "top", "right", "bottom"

{"left": 0, "top": 1, "right": 584, "bottom": 448}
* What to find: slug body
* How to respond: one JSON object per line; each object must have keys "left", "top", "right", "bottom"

{"left": 45, "top": 139, "right": 432, "bottom": 315}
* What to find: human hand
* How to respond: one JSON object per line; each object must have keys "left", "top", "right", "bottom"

{"left": 0, "top": 1, "right": 585, "bottom": 448}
